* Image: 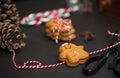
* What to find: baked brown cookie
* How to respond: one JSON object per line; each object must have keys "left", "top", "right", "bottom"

{"left": 58, "top": 43, "right": 89, "bottom": 67}
{"left": 45, "top": 18, "right": 76, "bottom": 43}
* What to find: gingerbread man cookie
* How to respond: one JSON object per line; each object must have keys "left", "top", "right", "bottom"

{"left": 58, "top": 43, "right": 89, "bottom": 67}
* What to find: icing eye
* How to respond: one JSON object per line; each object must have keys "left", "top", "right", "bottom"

{"left": 73, "top": 51, "right": 79, "bottom": 55}
{"left": 63, "top": 43, "right": 71, "bottom": 49}
{"left": 62, "top": 43, "right": 71, "bottom": 49}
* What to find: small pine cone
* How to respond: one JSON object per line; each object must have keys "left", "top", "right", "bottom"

{"left": 0, "top": 0, "right": 26, "bottom": 50}
{"left": 0, "top": 0, "right": 20, "bottom": 26}
{"left": 0, "top": 23, "right": 26, "bottom": 50}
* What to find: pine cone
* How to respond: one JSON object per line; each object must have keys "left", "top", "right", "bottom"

{"left": 0, "top": 0, "right": 26, "bottom": 50}
{"left": 0, "top": 23, "right": 26, "bottom": 50}
{"left": 0, "top": 0, "right": 20, "bottom": 26}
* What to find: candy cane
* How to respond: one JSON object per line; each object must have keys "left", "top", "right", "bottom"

{"left": 20, "top": 8, "right": 73, "bottom": 26}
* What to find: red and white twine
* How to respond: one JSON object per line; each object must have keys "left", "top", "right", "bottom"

{"left": 11, "top": 30, "right": 120, "bottom": 69}
{"left": 89, "top": 30, "right": 120, "bottom": 55}
{"left": 107, "top": 30, "right": 120, "bottom": 37}
{"left": 12, "top": 50, "right": 65, "bottom": 69}
{"left": 52, "top": 18, "right": 72, "bottom": 43}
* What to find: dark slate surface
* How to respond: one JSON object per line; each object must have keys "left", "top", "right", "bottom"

{"left": 0, "top": 0, "right": 120, "bottom": 78}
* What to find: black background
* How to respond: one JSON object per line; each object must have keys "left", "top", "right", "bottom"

{"left": 0, "top": 0, "right": 120, "bottom": 78}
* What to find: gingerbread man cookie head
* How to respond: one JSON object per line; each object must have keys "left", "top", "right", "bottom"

{"left": 58, "top": 43, "right": 89, "bottom": 67}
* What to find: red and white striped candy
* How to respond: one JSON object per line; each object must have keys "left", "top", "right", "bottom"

{"left": 20, "top": 8, "right": 72, "bottom": 26}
